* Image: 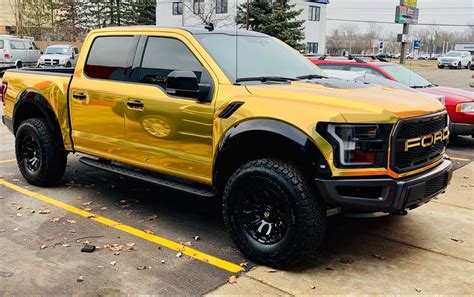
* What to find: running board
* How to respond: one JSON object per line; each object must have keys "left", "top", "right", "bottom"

{"left": 79, "top": 157, "right": 216, "bottom": 198}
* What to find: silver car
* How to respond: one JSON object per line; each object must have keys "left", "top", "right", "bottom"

{"left": 0, "top": 35, "right": 41, "bottom": 71}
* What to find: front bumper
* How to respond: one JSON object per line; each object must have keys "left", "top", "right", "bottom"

{"left": 451, "top": 122, "right": 474, "bottom": 136}
{"left": 438, "top": 61, "right": 459, "bottom": 67}
{"left": 315, "top": 159, "right": 453, "bottom": 213}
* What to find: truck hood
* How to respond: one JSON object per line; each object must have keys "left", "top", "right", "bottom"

{"left": 420, "top": 86, "right": 473, "bottom": 103}
{"left": 245, "top": 79, "right": 445, "bottom": 122}
{"left": 40, "top": 54, "right": 70, "bottom": 60}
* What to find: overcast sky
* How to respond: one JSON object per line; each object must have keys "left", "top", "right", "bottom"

{"left": 327, "top": 0, "right": 474, "bottom": 34}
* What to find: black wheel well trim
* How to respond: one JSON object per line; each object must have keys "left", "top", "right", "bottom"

{"left": 213, "top": 118, "right": 331, "bottom": 191}
{"left": 13, "top": 90, "right": 66, "bottom": 148}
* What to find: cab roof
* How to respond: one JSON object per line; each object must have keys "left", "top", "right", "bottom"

{"left": 91, "top": 26, "right": 268, "bottom": 37}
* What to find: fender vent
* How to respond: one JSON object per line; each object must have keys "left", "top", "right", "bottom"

{"left": 218, "top": 102, "right": 244, "bottom": 119}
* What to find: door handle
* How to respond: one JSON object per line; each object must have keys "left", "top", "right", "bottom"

{"left": 127, "top": 99, "right": 144, "bottom": 111}
{"left": 72, "top": 92, "right": 87, "bottom": 101}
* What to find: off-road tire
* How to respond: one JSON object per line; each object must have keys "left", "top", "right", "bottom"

{"left": 15, "top": 118, "right": 67, "bottom": 186}
{"left": 223, "top": 158, "right": 326, "bottom": 268}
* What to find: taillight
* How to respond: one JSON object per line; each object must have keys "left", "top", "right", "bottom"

{"left": 3, "top": 53, "right": 11, "bottom": 59}
{"left": 0, "top": 81, "right": 7, "bottom": 107}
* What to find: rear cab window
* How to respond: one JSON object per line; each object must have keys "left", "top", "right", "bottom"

{"left": 84, "top": 36, "right": 137, "bottom": 81}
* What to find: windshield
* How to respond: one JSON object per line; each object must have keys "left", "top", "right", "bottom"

{"left": 45, "top": 47, "right": 69, "bottom": 55}
{"left": 195, "top": 34, "right": 327, "bottom": 83}
{"left": 445, "top": 52, "right": 462, "bottom": 57}
{"left": 379, "top": 65, "right": 432, "bottom": 88}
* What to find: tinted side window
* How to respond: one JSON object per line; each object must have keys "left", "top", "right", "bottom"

{"left": 10, "top": 41, "right": 25, "bottom": 50}
{"left": 85, "top": 36, "right": 135, "bottom": 81}
{"left": 0, "top": 40, "right": 4, "bottom": 49}
{"left": 138, "top": 37, "right": 211, "bottom": 89}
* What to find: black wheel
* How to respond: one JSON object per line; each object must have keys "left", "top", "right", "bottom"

{"left": 457, "top": 62, "right": 462, "bottom": 69}
{"left": 16, "top": 61, "right": 22, "bottom": 69}
{"left": 466, "top": 62, "right": 471, "bottom": 69}
{"left": 223, "top": 159, "right": 326, "bottom": 268}
{"left": 66, "top": 62, "right": 72, "bottom": 68}
{"left": 438, "top": 65, "right": 444, "bottom": 69}
{"left": 15, "top": 118, "right": 67, "bottom": 186}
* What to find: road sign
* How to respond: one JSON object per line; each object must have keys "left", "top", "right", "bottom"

{"left": 413, "top": 40, "right": 421, "bottom": 50}
{"left": 395, "top": 5, "right": 419, "bottom": 25}
{"left": 400, "top": 0, "right": 417, "bottom": 7}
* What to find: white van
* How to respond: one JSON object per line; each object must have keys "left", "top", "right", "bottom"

{"left": 0, "top": 36, "right": 41, "bottom": 71}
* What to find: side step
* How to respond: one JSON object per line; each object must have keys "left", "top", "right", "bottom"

{"left": 79, "top": 157, "right": 216, "bottom": 198}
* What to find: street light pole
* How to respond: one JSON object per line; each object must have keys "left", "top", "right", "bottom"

{"left": 400, "top": 23, "right": 409, "bottom": 64}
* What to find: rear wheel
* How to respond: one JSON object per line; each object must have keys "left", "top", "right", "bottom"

{"left": 457, "top": 62, "right": 462, "bottom": 69}
{"left": 16, "top": 61, "right": 22, "bottom": 69}
{"left": 466, "top": 62, "right": 471, "bottom": 69}
{"left": 438, "top": 65, "right": 444, "bottom": 69}
{"left": 15, "top": 118, "right": 67, "bottom": 186}
{"left": 66, "top": 62, "right": 72, "bottom": 68}
{"left": 223, "top": 159, "right": 326, "bottom": 268}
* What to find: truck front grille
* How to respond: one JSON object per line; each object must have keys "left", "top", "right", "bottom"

{"left": 391, "top": 112, "right": 448, "bottom": 173}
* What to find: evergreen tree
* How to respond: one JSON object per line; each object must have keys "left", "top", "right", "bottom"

{"left": 23, "top": 0, "right": 53, "bottom": 40}
{"left": 236, "top": 0, "right": 305, "bottom": 51}
{"left": 261, "top": 0, "right": 305, "bottom": 51}
{"left": 235, "top": 0, "right": 272, "bottom": 31}
{"left": 130, "top": 0, "right": 156, "bottom": 25}
{"left": 55, "top": 0, "right": 87, "bottom": 41}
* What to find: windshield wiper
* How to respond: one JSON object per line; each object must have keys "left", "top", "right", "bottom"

{"left": 296, "top": 74, "right": 327, "bottom": 80}
{"left": 235, "top": 76, "right": 296, "bottom": 83}
{"left": 412, "top": 84, "right": 433, "bottom": 89}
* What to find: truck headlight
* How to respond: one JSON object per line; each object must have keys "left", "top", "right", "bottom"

{"left": 456, "top": 102, "right": 474, "bottom": 113}
{"left": 317, "top": 123, "right": 393, "bottom": 168}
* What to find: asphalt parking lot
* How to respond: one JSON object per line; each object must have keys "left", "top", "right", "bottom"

{"left": 0, "top": 66, "right": 473, "bottom": 295}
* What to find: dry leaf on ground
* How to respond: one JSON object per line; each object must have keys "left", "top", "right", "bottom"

{"left": 144, "top": 229, "right": 154, "bottom": 234}
{"left": 110, "top": 261, "right": 117, "bottom": 266}
{"left": 227, "top": 275, "right": 237, "bottom": 284}
{"left": 372, "top": 253, "right": 386, "bottom": 260}
{"left": 148, "top": 215, "right": 158, "bottom": 221}
{"left": 39, "top": 208, "right": 51, "bottom": 214}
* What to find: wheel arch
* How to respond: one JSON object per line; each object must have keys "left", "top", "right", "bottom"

{"left": 13, "top": 90, "right": 63, "bottom": 147}
{"left": 213, "top": 119, "right": 331, "bottom": 193}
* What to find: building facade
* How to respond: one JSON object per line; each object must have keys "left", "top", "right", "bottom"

{"left": 156, "top": 0, "right": 329, "bottom": 54}
{"left": 0, "top": 0, "right": 16, "bottom": 34}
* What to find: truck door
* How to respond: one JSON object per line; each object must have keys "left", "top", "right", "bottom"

{"left": 124, "top": 35, "right": 215, "bottom": 184}
{"left": 69, "top": 35, "right": 139, "bottom": 161}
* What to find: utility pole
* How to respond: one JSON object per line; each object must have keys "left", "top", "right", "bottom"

{"left": 400, "top": 23, "right": 409, "bottom": 64}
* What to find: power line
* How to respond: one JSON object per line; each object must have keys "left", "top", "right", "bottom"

{"left": 327, "top": 18, "right": 474, "bottom": 27}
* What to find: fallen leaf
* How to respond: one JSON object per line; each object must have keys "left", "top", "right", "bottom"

{"left": 104, "top": 244, "right": 124, "bottom": 252}
{"left": 13, "top": 228, "right": 19, "bottom": 231}
{"left": 39, "top": 208, "right": 51, "bottom": 214}
{"left": 0, "top": 229, "right": 5, "bottom": 233}
{"left": 181, "top": 241, "right": 193, "bottom": 247}
{"left": 100, "top": 207, "right": 108, "bottom": 210}
{"left": 372, "top": 253, "right": 386, "bottom": 260}
{"left": 267, "top": 269, "right": 278, "bottom": 273}
{"left": 136, "top": 266, "right": 147, "bottom": 270}
{"left": 110, "top": 261, "right": 117, "bottom": 266}
{"left": 451, "top": 238, "right": 464, "bottom": 243}
{"left": 148, "top": 215, "right": 158, "bottom": 221}
{"left": 325, "top": 267, "right": 334, "bottom": 271}
{"left": 193, "top": 236, "right": 200, "bottom": 241}
{"left": 87, "top": 214, "right": 97, "bottom": 219}
{"left": 340, "top": 256, "right": 355, "bottom": 264}
{"left": 120, "top": 204, "right": 130, "bottom": 208}
{"left": 125, "top": 243, "right": 137, "bottom": 252}
{"left": 40, "top": 243, "right": 48, "bottom": 249}
{"left": 31, "top": 210, "right": 35, "bottom": 214}
{"left": 176, "top": 252, "right": 182, "bottom": 258}
{"left": 62, "top": 244, "right": 70, "bottom": 247}
{"left": 239, "top": 262, "right": 248, "bottom": 268}
{"left": 83, "top": 208, "right": 92, "bottom": 211}
{"left": 310, "top": 285, "right": 316, "bottom": 289}
{"left": 16, "top": 206, "right": 23, "bottom": 210}
{"left": 415, "top": 288, "right": 422, "bottom": 293}
{"left": 16, "top": 213, "right": 23, "bottom": 217}
{"left": 120, "top": 200, "right": 127, "bottom": 203}
{"left": 50, "top": 217, "right": 60, "bottom": 223}
{"left": 82, "top": 202, "right": 92, "bottom": 206}
{"left": 227, "top": 275, "right": 237, "bottom": 284}
{"left": 114, "top": 252, "right": 121, "bottom": 255}
{"left": 77, "top": 275, "right": 84, "bottom": 282}
{"left": 161, "top": 260, "right": 166, "bottom": 264}
{"left": 67, "top": 220, "right": 77, "bottom": 224}
{"left": 144, "top": 229, "right": 154, "bottom": 235}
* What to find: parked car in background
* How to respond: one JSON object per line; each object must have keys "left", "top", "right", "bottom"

{"left": 0, "top": 35, "right": 41, "bottom": 72}
{"left": 311, "top": 56, "right": 474, "bottom": 137}
{"left": 323, "top": 69, "right": 445, "bottom": 103}
{"left": 437, "top": 51, "right": 471, "bottom": 69}
{"left": 37, "top": 44, "right": 79, "bottom": 68}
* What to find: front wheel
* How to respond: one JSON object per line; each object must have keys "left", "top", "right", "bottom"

{"left": 466, "top": 62, "right": 471, "bottom": 69}
{"left": 438, "top": 65, "right": 444, "bottom": 69}
{"left": 15, "top": 118, "right": 68, "bottom": 186}
{"left": 457, "top": 62, "right": 462, "bottom": 69}
{"left": 223, "top": 159, "right": 326, "bottom": 268}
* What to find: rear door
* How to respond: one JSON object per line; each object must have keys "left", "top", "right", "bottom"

{"left": 69, "top": 35, "right": 139, "bottom": 161}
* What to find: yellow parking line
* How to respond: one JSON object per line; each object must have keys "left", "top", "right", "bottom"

{"left": 0, "top": 159, "right": 15, "bottom": 164}
{"left": 0, "top": 179, "right": 244, "bottom": 273}
{"left": 450, "top": 157, "right": 470, "bottom": 162}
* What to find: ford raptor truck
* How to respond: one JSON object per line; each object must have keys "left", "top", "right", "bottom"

{"left": 1, "top": 27, "right": 453, "bottom": 268}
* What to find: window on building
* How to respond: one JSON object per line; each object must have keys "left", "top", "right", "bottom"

{"left": 307, "top": 42, "right": 318, "bottom": 54}
{"left": 84, "top": 36, "right": 135, "bottom": 81}
{"left": 137, "top": 37, "right": 212, "bottom": 92}
{"left": 308, "top": 6, "right": 320, "bottom": 21}
{"left": 172, "top": 2, "right": 183, "bottom": 15}
{"left": 193, "top": 0, "right": 204, "bottom": 14}
{"left": 216, "top": 0, "right": 228, "bottom": 13}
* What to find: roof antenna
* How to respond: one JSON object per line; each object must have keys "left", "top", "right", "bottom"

{"left": 204, "top": 23, "right": 214, "bottom": 32}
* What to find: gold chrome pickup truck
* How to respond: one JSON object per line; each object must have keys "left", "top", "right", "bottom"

{"left": 1, "top": 27, "right": 453, "bottom": 267}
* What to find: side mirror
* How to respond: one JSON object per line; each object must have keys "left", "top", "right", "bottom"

{"left": 166, "top": 70, "right": 210, "bottom": 101}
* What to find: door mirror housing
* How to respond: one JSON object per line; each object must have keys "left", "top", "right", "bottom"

{"left": 166, "top": 71, "right": 210, "bottom": 102}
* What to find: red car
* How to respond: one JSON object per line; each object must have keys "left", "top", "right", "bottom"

{"left": 310, "top": 56, "right": 474, "bottom": 137}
